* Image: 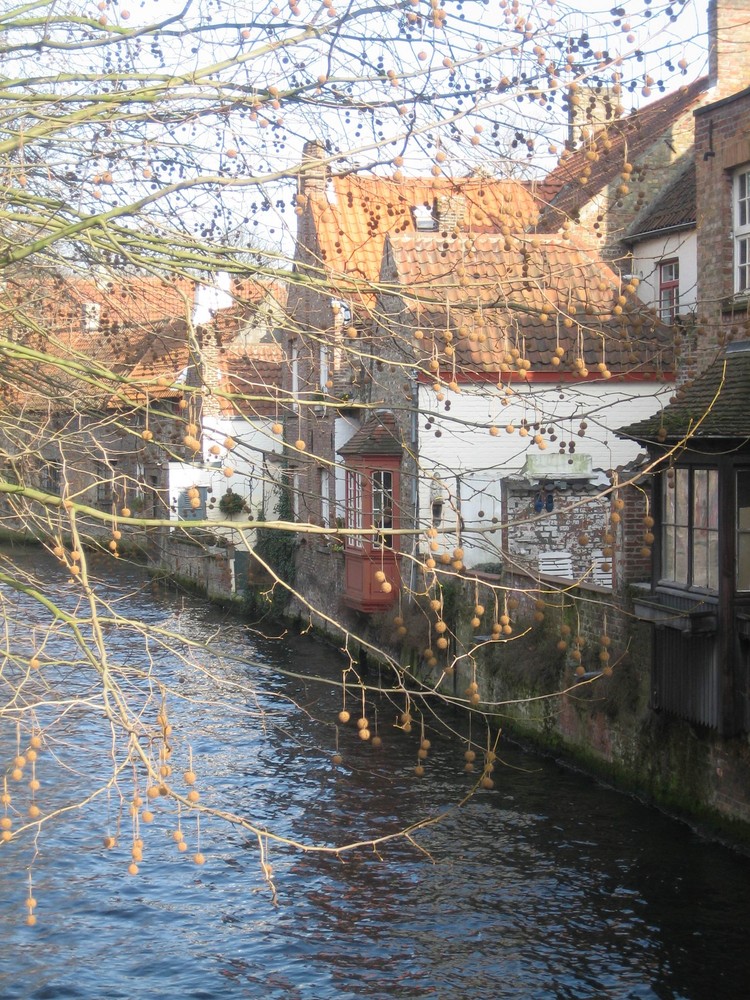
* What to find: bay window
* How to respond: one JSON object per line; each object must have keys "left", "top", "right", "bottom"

{"left": 662, "top": 467, "right": 718, "bottom": 591}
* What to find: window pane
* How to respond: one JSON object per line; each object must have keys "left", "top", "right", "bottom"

{"left": 692, "top": 529, "right": 709, "bottom": 589}
{"left": 737, "top": 470, "right": 750, "bottom": 590}
{"left": 675, "top": 526, "right": 689, "bottom": 583}
{"left": 663, "top": 525, "right": 676, "bottom": 581}
{"left": 674, "top": 468, "right": 689, "bottom": 526}
{"left": 372, "top": 470, "right": 394, "bottom": 548}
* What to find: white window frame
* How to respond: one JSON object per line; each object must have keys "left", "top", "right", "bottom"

{"left": 734, "top": 166, "right": 750, "bottom": 295}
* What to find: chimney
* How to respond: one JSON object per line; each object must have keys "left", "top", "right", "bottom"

{"left": 299, "top": 140, "right": 328, "bottom": 199}
{"left": 708, "top": 0, "right": 750, "bottom": 97}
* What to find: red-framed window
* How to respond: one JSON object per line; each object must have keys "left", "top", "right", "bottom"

{"left": 659, "top": 259, "right": 680, "bottom": 323}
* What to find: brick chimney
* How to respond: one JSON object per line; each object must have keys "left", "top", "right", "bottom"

{"left": 708, "top": 0, "right": 750, "bottom": 97}
{"left": 299, "top": 140, "right": 328, "bottom": 198}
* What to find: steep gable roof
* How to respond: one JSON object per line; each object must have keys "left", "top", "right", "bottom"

{"left": 381, "top": 231, "right": 672, "bottom": 377}
{"left": 537, "top": 76, "right": 707, "bottom": 229}
{"left": 338, "top": 411, "right": 403, "bottom": 457}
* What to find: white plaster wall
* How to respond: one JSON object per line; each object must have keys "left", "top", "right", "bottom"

{"left": 168, "top": 413, "right": 283, "bottom": 549}
{"left": 417, "top": 379, "right": 671, "bottom": 568}
{"left": 629, "top": 230, "right": 697, "bottom": 318}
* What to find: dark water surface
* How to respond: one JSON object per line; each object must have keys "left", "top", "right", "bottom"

{"left": 1, "top": 548, "right": 749, "bottom": 1000}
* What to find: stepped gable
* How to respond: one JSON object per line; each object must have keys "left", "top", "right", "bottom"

{"left": 338, "top": 411, "right": 402, "bottom": 456}
{"left": 621, "top": 342, "right": 750, "bottom": 441}
{"left": 383, "top": 231, "right": 672, "bottom": 376}
{"left": 624, "top": 160, "right": 697, "bottom": 241}
{"left": 537, "top": 77, "right": 707, "bottom": 229}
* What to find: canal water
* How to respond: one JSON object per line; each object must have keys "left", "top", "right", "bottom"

{"left": 1, "top": 548, "right": 750, "bottom": 1000}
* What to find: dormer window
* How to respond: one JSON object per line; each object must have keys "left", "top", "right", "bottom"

{"left": 412, "top": 201, "right": 438, "bottom": 231}
{"left": 734, "top": 166, "right": 750, "bottom": 294}
{"left": 82, "top": 302, "right": 101, "bottom": 332}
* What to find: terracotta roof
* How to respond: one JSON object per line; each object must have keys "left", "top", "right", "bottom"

{"left": 624, "top": 160, "right": 696, "bottom": 242}
{"left": 537, "top": 77, "right": 707, "bottom": 228}
{"left": 621, "top": 342, "right": 750, "bottom": 440}
{"left": 219, "top": 345, "right": 283, "bottom": 418}
{"left": 338, "top": 411, "right": 403, "bottom": 456}
{"left": 302, "top": 173, "right": 538, "bottom": 308}
{"left": 381, "top": 232, "right": 673, "bottom": 377}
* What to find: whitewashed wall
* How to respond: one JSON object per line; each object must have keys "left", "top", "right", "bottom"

{"left": 168, "top": 413, "right": 283, "bottom": 549}
{"left": 416, "top": 379, "right": 671, "bottom": 568}
{"left": 629, "top": 230, "right": 697, "bottom": 318}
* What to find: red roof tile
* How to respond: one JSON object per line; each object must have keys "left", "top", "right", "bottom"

{"left": 382, "top": 232, "right": 673, "bottom": 377}
{"left": 303, "top": 173, "right": 539, "bottom": 309}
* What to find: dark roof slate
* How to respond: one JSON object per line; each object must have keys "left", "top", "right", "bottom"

{"left": 620, "top": 343, "right": 750, "bottom": 441}
{"left": 338, "top": 411, "right": 403, "bottom": 457}
{"left": 537, "top": 76, "right": 707, "bottom": 228}
{"left": 624, "top": 160, "right": 696, "bottom": 241}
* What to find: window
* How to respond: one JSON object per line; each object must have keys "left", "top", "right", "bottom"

{"left": 345, "top": 470, "right": 363, "bottom": 548}
{"left": 735, "top": 167, "right": 750, "bottom": 294}
{"left": 319, "top": 467, "right": 331, "bottom": 527}
{"left": 372, "top": 470, "right": 394, "bottom": 548}
{"left": 736, "top": 470, "right": 750, "bottom": 590}
{"left": 40, "top": 463, "right": 60, "bottom": 495}
{"left": 662, "top": 467, "right": 718, "bottom": 591}
{"left": 177, "top": 485, "right": 207, "bottom": 520}
{"left": 290, "top": 340, "right": 299, "bottom": 411}
{"left": 658, "top": 259, "right": 680, "bottom": 322}
{"left": 95, "top": 460, "right": 115, "bottom": 508}
{"left": 319, "top": 343, "right": 329, "bottom": 393}
{"left": 412, "top": 201, "right": 438, "bottom": 231}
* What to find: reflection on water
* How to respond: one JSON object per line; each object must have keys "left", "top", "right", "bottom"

{"left": 1, "top": 548, "right": 750, "bottom": 1000}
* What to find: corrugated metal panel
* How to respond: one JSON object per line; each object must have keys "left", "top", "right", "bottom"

{"left": 653, "top": 628, "right": 720, "bottom": 729}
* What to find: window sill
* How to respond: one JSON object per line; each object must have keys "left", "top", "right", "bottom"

{"left": 632, "top": 595, "right": 717, "bottom": 635}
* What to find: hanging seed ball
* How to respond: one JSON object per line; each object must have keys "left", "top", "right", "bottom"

{"left": 471, "top": 616, "right": 481, "bottom": 628}
{"left": 128, "top": 863, "right": 139, "bottom": 876}
{"left": 464, "top": 749, "right": 476, "bottom": 763}
{"left": 30, "top": 735, "right": 42, "bottom": 750}
{"left": 414, "top": 765, "right": 425, "bottom": 777}
{"left": 141, "top": 809, "right": 155, "bottom": 824}
{"left": 332, "top": 753, "right": 343, "bottom": 766}
{"left": 103, "top": 835, "right": 117, "bottom": 849}
{"left": 11, "top": 768, "right": 23, "bottom": 782}
{"left": 375, "top": 570, "right": 386, "bottom": 584}
{"left": 575, "top": 665, "right": 586, "bottom": 677}
{"left": 28, "top": 804, "right": 41, "bottom": 819}
{"left": 423, "top": 647, "right": 434, "bottom": 660}
{"left": 223, "top": 437, "right": 236, "bottom": 450}
{"left": 158, "top": 784, "right": 169, "bottom": 796}
{"left": 371, "top": 735, "right": 383, "bottom": 749}
{"left": 187, "top": 789, "right": 200, "bottom": 804}
{"left": 599, "top": 650, "right": 610, "bottom": 663}
{"left": 380, "top": 581, "right": 392, "bottom": 594}
{"left": 172, "top": 829, "right": 185, "bottom": 843}
{"left": 338, "top": 710, "right": 351, "bottom": 724}
{"left": 474, "top": 604, "right": 485, "bottom": 617}
{"left": 480, "top": 775, "right": 495, "bottom": 789}
{"left": 356, "top": 717, "right": 369, "bottom": 730}
{"left": 183, "top": 769, "right": 197, "bottom": 786}
{"left": 26, "top": 914, "right": 37, "bottom": 927}
{"left": 561, "top": 624, "right": 571, "bottom": 636}
{"left": 121, "top": 507, "right": 131, "bottom": 517}
{"left": 436, "top": 636, "right": 449, "bottom": 650}
{"left": 359, "top": 729, "right": 371, "bottom": 741}
{"left": 557, "top": 639, "right": 568, "bottom": 652}
{"left": 146, "top": 786, "right": 160, "bottom": 800}
{"left": 602, "top": 665, "right": 614, "bottom": 678}
{"left": 417, "top": 747, "right": 429, "bottom": 761}
{"left": 294, "top": 439, "right": 306, "bottom": 451}
{"left": 1, "top": 817, "right": 12, "bottom": 832}
{"left": 643, "top": 515, "right": 655, "bottom": 528}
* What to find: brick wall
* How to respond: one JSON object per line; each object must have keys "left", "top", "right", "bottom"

{"left": 695, "top": 86, "right": 750, "bottom": 372}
